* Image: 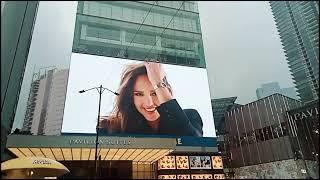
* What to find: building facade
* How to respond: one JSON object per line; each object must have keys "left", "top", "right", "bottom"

{"left": 287, "top": 99, "right": 319, "bottom": 165}
{"left": 281, "top": 87, "right": 299, "bottom": 100}
{"left": 256, "top": 82, "right": 299, "bottom": 100}
{"left": 1, "top": 1, "right": 39, "bottom": 162}
{"left": 211, "top": 97, "right": 242, "bottom": 136}
{"left": 270, "top": 1, "right": 319, "bottom": 104}
{"left": 22, "top": 68, "right": 69, "bottom": 135}
{"left": 73, "top": 1, "right": 206, "bottom": 68}
{"left": 211, "top": 97, "right": 242, "bottom": 178}
{"left": 225, "top": 93, "right": 319, "bottom": 178}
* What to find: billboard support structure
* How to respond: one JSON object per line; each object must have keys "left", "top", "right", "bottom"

{"left": 79, "top": 85, "right": 119, "bottom": 178}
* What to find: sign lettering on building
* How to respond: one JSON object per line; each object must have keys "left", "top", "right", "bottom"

{"left": 69, "top": 138, "right": 131, "bottom": 146}
{"left": 177, "top": 138, "right": 182, "bottom": 145}
{"left": 33, "top": 160, "right": 52, "bottom": 165}
{"left": 292, "top": 107, "right": 319, "bottom": 121}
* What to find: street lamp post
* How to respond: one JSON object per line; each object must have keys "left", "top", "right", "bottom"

{"left": 79, "top": 85, "right": 119, "bottom": 178}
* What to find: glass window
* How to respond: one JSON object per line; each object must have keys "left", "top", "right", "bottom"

{"left": 145, "top": 12, "right": 154, "bottom": 25}
{"left": 111, "top": 5, "right": 122, "bottom": 20}
{"left": 163, "top": 14, "right": 171, "bottom": 27}
{"left": 100, "top": 28, "right": 121, "bottom": 41}
{"left": 100, "top": 3, "right": 111, "bottom": 19}
{"left": 83, "top": 1, "right": 89, "bottom": 14}
{"left": 154, "top": 13, "right": 162, "bottom": 27}
{"left": 88, "top": 2, "right": 100, "bottom": 17}
{"left": 86, "top": 26, "right": 99, "bottom": 38}
{"left": 122, "top": 7, "right": 132, "bottom": 22}
{"left": 186, "top": 2, "right": 195, "bottom": 12}
{"left": 86, "top": 26, "right": 120, "bottom": 41}
{"left": 134, "top": 9, "right": 145, "bottom": 23}
{"left": 174, "top": 16, "right": 182, "bottom": 30}
{"left": 126, "top": 31, "right": 156, "bottom": 46}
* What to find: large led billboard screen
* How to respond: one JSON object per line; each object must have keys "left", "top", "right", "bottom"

{"left": 62, "top": 53, "right": 215, "bottom": 137}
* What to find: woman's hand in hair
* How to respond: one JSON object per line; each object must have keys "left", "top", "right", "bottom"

{"left": 144, "top": 61, "right": 172, "bottom": 104}
{"left": 144, "top": 61, "right": 166, "bottom": 87}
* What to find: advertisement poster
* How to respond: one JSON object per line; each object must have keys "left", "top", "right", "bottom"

{"left": 62, "top": 53, "right": 215, "bottom": 137}
{"left": 189, "top": 156, "right": 212, "bottom": 169}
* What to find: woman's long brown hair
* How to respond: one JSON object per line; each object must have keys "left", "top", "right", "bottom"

{"left": 100, "top": 63, "right": 172, "bottom": 133}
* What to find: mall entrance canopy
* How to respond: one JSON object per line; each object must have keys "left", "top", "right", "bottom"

{"left": 5, "top": 134, "right": 176, "bottom": 163}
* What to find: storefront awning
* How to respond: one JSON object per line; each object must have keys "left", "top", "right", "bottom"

{"left": 1, "top": 156, "right": 69, "bottom": 178}
{"left": 6, "top": 135, "right": 176, "bottom": 163}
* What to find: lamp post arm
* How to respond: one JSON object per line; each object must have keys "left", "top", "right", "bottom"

{"left": 79, "top": 87, "right": 97, "bottom": 93}
{"left": 102, "top": 87, "right": 119, "bottom": 96}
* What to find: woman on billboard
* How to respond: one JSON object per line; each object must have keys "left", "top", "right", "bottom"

{"left": 99, "top": 61, "right": 203, "bottom": 137}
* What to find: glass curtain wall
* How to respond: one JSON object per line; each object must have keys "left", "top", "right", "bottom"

{"left": 72, "top": 1, "right": 206, "bottom": 68}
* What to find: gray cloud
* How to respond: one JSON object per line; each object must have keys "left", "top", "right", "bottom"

{"left": 198, "top": 1, "right": 295, "bottom": 104}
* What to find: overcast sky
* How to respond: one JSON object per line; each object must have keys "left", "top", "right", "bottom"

{"left": 198, "top": 1, "right": 295, "bottom": 105}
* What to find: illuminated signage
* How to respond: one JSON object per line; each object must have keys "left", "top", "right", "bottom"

{"left": 189, "top": 156, "right": 211, "bottom": 169}
{"left": 62, "top": 53, "right": 216, "bottom": 138}
{"left": 191, "top": 174, "right": 213, "bottom": 179}
{"left": 212, "top": 156, "right": 223, "bottom": 169}
{"left": 213, "top": 174, "right": 225, "bottom": 179}
{"left": 158, "top": 155, "right": 223, "bottom": 170}
{"left": 176, "top": 156, "right": 189, "bottom": 169}
{"left": 68, "top": 138, "right": 131, "bottom": 146}
{"left": 158, "top": 156, "right": 176, "bottom": 170}
{"left": 158, "top": 175, "right": 176, "bottom": 179}
{"left": 177, "top": 174, "right": 190, "bottom": 179}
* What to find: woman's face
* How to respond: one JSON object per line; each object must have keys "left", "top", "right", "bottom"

{"left": 133, "top": 75, "right": 160, "bottom": 121}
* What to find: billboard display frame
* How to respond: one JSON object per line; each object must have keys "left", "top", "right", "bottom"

{"left": 62, "top": 53, "right": 216, "bottom": 139}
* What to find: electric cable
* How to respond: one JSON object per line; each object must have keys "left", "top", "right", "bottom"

{"left": 144, "top": 1, "right": 186, "bottom": 62}
{"left": 116, "top": 1, "right": 157, "bottom": 57}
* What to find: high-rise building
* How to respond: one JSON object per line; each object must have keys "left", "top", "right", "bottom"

{"left": 44, "top": 69, "right": 69, "bottom": 135}
{"left": 1, "top": 1, "right": 39, "bottom": 162}
{"left": 28, "top": 69, "right": 54, "bottom": 135}
{"left": 22, "top": 68, "right": 69, "bottom": 135}
{"left": 270, "top": 1, "right": 319, "bottom": 104}
{"left": 256, "top": 82, "right": 282, "bottom": 99}
{"left": 256, "top": 82, "right": 299, "bottom": 100}
{"left": 73, "top": 1, "right": 206, "bottom": 68}
{"left": 211, "top": 97, "right": 241, "bottom": 136}
{"left": 281, "top": 87, "right": 299, "bottom": 100}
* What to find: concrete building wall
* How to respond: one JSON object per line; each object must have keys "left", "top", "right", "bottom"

{"left": 234, "top": 159, "right": 318, "bottom": 179}
{"left": 44, "top": 69, "right": 69, "bottom": 135}
{"left": 30, "top": 77, "right": 47, "bottom": 135}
